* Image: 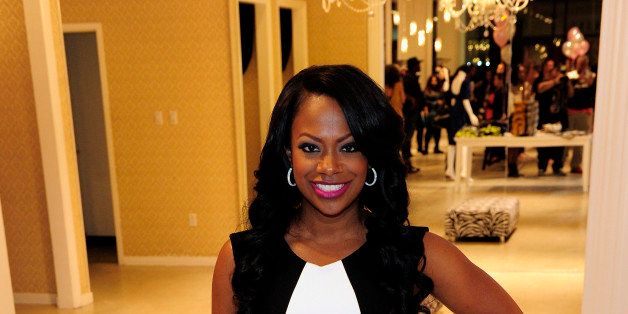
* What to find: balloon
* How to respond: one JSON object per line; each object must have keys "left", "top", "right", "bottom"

{"left": 562, "top": 41, "right": 575, "bottom": 60}
{"left": 567, "top": 26, "right": 582, "bottom": 41}
{"left": 493, "top": 25, "right": 509, "bottom": 48}
{"left": 577, "top": 40, "right": 590, "bottom": 56}
{"left": 500, "top": 44, "right": 512, "bottom": 64}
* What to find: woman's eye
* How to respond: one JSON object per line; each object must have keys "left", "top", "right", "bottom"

{"left": 341, "top": 143, "right": 359, "bottom": 153}
{"left": 298, "top": 143, "right": 319, "bottom": 153}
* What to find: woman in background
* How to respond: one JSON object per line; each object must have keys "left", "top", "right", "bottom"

{"left": 423, "top": 74, "right": 445, "bottom": 154}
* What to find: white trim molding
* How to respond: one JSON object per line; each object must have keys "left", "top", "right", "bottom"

{"left": 277, "top": 0, "right": 309, "bottom": 75}
{"left": 14, "top": 293, "right": 56, "bottom": 305}
{"left": 0, "top": 199, "right": 15, "bottom": 314}
{"left": 582, "top": 0, "right": 628, "bottom": 312}
{"left": 367, "top": 3, "right": 385, "bottom": 86}
{"left": 123, "top": 256, "right": 217, "bottom": 267}
{"left": 62, "top": 22, "right": 125, "bottom": 273}
{"left": 229, "top": 0, "right": 250, "bottom": 217}
{"left": 253, "top": 0, "right": 276, "bottom": 149}
{"left": 22, "top": 0, "right": 86, "bottom": 308}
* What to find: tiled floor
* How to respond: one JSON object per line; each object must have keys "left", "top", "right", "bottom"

{"left": 15, "top": 145, "right": 587, "bottom": 313}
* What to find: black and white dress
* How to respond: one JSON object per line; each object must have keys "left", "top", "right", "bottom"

{"left": 230, "top": 226, "right": 433, "bottom": 313}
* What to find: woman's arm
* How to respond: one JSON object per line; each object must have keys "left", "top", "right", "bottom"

{"left": 212, "top": 240, "right": 236, "bottom": 314}
{"left": 422, "top": 232, "right": 522, "bottom": 313}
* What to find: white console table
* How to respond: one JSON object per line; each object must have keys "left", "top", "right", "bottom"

{"left": 454, "top": 134, "right": 592, "bottom": 191}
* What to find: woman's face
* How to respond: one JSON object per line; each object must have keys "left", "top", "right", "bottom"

{"left": 288, "top": 94, "right": 368, "bottom": 218}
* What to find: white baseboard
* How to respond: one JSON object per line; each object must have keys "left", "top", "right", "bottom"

{"left": 14, "top": 293, "right": 56, "bottom": 305}
{"left": 14, "top": 292, "right": 92, "bottom": 307}
{"left": 121, "top": 255, "right": 217, "bottom": 266}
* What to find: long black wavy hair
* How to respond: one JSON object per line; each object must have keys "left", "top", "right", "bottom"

{"left": 232, "top": 65, "right": 430, "bottom": 313}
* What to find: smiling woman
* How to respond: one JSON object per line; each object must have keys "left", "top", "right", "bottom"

{"left": 212, "top": 65, "right": 522, "bottom": 314}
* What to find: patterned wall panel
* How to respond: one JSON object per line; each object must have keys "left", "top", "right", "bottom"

{"left": 306, "top": 2, "right": 368, "bottom": 71}
{"left": 60, "top": 0, "right": 241, "bottom": 256}
{"left": 243, "top": 46, "right": 261, "bottom": 202}
{"left": 0, "top": 0, "right": 56, "bottom": 293}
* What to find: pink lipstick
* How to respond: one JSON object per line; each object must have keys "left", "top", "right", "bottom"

{"left": 311, "top": 182, "right": 350, "bottom": 199}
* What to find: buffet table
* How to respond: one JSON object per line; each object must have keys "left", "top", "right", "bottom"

{"left": 454, "top": 133, "right": 592, "bottom": 191}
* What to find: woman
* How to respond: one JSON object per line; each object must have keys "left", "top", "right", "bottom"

{"left": 423, "top": 74, "right": 445, "bottom": 154}
{"left": 566, "top": 55, "right": 596, "bottom": 174}
{"left": 213, "top": 65, "right": 521, "bottom": 313}
{"left": 384, "top": 64, "right": 405, "bottom": 117}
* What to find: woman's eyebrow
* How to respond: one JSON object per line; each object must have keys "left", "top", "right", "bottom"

{"left": 297, "top": 133, "right": 353, "bottom": 143}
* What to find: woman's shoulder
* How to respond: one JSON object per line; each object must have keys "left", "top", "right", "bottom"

{"left": 228, "top": 229, "right": 257, "bottom": 262}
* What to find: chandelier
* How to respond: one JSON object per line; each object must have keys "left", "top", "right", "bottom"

{"left": 322, "top": 0, "right": 387, "bottom": 14}
{"left": 439, "top": 0, "right": 529, "bottom": 33}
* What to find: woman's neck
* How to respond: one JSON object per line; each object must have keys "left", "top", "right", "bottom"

{"left": 290, "top": 203, "right": 365, "bottom": 244}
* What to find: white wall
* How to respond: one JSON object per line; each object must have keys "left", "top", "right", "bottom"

{"left": 582, "top": 0, "right": 628, "bottom": 312}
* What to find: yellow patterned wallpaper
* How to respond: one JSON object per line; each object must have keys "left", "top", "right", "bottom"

{"left": 306, "top": 1, "right": 368, "bottom": 71}
{"left": 243, "top": 47, "right": 261, "bottom": 201}
{"left": 49, "top": 0, "right": 91, "bottom": 294}
{"left": 0, "top": 0, "right": 56, "bottom": 293}
{"left": 60, "top": 0, "right": 241, "bottom": 256}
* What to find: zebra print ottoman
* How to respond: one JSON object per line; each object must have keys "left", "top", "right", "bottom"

{"left": 445, "top": 197, "right": 519, "bottom": 243}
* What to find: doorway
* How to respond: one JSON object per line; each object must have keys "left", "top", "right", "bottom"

{"left": 63, "top": 25, "right": 121, "bottom": 264}
{"left": 278, "top": 0, "right": 308, "bottom": 86}
{"left": 239, "top": 2, "right": 263, "bottom": 200}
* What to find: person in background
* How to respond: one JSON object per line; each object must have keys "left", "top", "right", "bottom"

{"left": 402, "top": 57, "right": 423, "bottom": 173}
{"left": 384, "top": 64, "right": 405, "bottom": 117}
{"left": 566, "top": 55, "right": 596, "bottom": 174}
{"left": 533, "top": 59, "right": 569, "bottom": 177}
{"left": 445, "top": 65, "right": 480, "bottom": 180}
{"left": 423, "top": 73, "right": 445, "bottom": 154}
{"left": 483, "top": 73, "right": 507, "bottom": 168}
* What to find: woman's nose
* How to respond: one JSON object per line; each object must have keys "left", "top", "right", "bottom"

{"left": 318, "top": 153, "right": 341, "bottom": 175}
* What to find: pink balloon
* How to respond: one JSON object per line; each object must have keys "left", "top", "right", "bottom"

{"left": 493, "top": 25, "right": 509, "bottom": 48}
{"left": 567, "top": 26, "right": 582, "bottom": 41}
{"left": 577, "top": 40, "right": 590, "bottom": 56}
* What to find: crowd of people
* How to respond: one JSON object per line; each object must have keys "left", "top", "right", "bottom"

{"left": 384, "top": 53, "right": 596, "bottom": 178}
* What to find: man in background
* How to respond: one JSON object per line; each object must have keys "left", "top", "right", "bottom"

{"left": 401, "top": 57, "right": 424, "bottom": 173}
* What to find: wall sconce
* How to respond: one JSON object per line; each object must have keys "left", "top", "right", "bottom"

{"left": 418, "top": 30, "right": 426, "bottom": 46}
{"left": 409, "top": 21, "right": 417, "bottom": 36}
{"left": 401, "top": 37, "right": 409, "bottom": 53}
{"left": 426, "top": 18, "right": 433, "bottom": 34}
{"left": 434, "top": 37, "right": 442, "bottom": 52}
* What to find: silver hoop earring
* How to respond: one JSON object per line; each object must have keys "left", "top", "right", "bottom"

{"left": 287, "top": 168, "right": 296, "bottom": 187}
{"left": 365, "top": 167, "right": 377, "bottom": 186}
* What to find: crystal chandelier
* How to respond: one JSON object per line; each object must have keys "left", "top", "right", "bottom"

{"left": 322, "top": 0, "right": 387, "bottom": 14}
{"left": 439, "top": 0, "right": 529, "bottom": 33}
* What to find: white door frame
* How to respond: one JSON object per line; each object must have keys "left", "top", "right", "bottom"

{"left": 0, "top": 199, "right": 15, "bottom": 313}
{"left": 22, "top": 0, "right": 91, "bottom": 308}
{"left": 229, "top": 0, "right": 276, "bottom": 209}
{"left": 367, "top": 3, "right": 385, "bottom": 86}
{"left": 277, "top": 0, "right": 309, "bottom": 75}
{"left": 62, "top": 24, "right": 124, "bottom": 264}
